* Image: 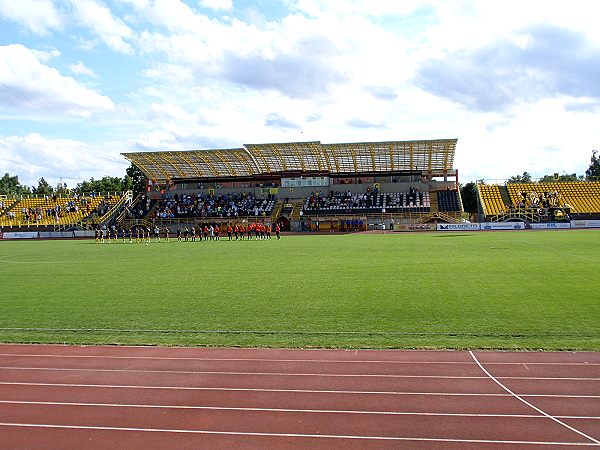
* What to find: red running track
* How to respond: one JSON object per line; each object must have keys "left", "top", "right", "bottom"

{"left": 0, "top": 345, "right": 598, "bottom": 449}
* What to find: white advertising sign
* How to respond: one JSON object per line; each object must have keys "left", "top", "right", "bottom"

{"left": 570, "top": 220, "right": 600, "bottom": 228}
{"left": 2, "top": 232, "right": 38, "bottom": 239}
{"left": 480, "top": 222, "right": 525, "bottom": 230}
{"left": 436, "top": 223, "right": 481, "bottom": 231}
{"left": 530, "top": 223, "right": 571, "bottom": 229}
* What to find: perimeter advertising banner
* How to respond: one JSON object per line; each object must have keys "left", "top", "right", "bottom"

{"left": 530, "top": 223, "right": 571, "bottom": 229}
{"left": 395, "top": 223, "right": 437, "bottom": 232}
{"left": 570, "top": 220, "right": 600, "bottom": 228}
{"left": 480, "top": 222, "right": 525, "bottom": 230}
{"left": 2, "top": 232, "right": 38, "bottom": 239}
{"left": 436, "top": 223, "right": 481, "bottom": 231}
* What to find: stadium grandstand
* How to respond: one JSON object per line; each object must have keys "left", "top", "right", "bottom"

{"left": 0, "top": 192, "right": 128, "bottom": 230}
{"left": 477, "top": 180, "right": 600, "bottom": 223}
{"left": 5, "top": 138, "right": 600, "bottom": 233}
{"left": 120, "top": 139, "right": 463, "bottom": 231}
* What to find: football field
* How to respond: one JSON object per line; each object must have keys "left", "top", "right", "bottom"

{"left": 1, "top": 230, "right": 598, "bottom": 349}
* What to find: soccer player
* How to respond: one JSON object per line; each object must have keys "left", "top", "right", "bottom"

{"left": 215, "top": 224, "right": 220, "bottom": 240}
{"left": 227, "top": 224, "right": 233, "bottom": 241}
{"left": 154, "top": 226, "right": 160, "bottom": 242}
{"left": 191, "top": 226, "right": 196, "bottom": 242}
{"left": 176, "top": 227, "right": 182, "bottom": 241}
{"left": 275, "top": 223, "right": 281, "bottom": 240}
{"left": 164, "top": 227, "right": 170, "bottom": 242}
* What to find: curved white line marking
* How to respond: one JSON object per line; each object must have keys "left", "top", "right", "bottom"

{"left": 469, "top": 351, "right": 600, "bottom": 445}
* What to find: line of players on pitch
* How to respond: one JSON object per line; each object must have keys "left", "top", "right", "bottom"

{"left": 95, "top": 222, "right": 281, "bottom": 243}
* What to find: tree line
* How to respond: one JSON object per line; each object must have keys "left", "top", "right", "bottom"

{"left": 0, "top": 164, "right": 147, "bottom": 197}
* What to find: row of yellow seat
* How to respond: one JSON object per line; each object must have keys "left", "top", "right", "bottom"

{"left": 477, "top": 184, "right": 505, "bottom": 215}
{"left": 1, "top": 195, "right": 121, "bottom": 226}
{"left": 506, "top": 182, "right": 600, "bottom": 213}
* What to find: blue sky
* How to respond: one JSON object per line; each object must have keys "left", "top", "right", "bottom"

{"left": 1, "top": 0, "right": 599, "bottom": 187}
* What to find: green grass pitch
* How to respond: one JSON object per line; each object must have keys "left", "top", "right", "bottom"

{"left": 1, "top": 230, "right": 599, "bottom": 350}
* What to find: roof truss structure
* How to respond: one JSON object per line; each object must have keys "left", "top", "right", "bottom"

{"left": 122, "top": 139, "right": 456, "bottom": 181}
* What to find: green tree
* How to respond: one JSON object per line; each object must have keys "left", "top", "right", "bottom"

{"left": 460, "top": 181, "right": 478, "bottom": 213}
{"left": 539, "top": 173, "right": 582, "bottom": 182}
{"left": 32, "top": 177, "right": 54, "bottom": 196}
{"left": 507, "top": 171, "right": 532, "bottom": 183}
{"left": 124, "top": 163, "right": 147, "bottom": 193}
{"left": 586, "top": 150, "right": 600, "bottom": 180}
{"left": 0, "top": 173, "right": 31, "bottom": 195}
{"left": 55, "top": 180, "right": 70, "bottom": 195}
{"left": 76, "top": 176, "right": 125, "bottom": 194}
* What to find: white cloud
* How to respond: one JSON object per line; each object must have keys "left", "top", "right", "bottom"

{"left": 2, "top": 0, "right": 599, "bottom": 185}
{"left": 0, "top": 0, "right": 62, "bottom": 35}
{"left": 70, "top": 0, "right": 135, "bottom": 53}
{"left": 199, "top": 0, "right": 232, "bottom": 11}
{"left": 69, "top": 61, "right": 98, "bottom": 78}
{"left": 0, "top": 44, "right": 115, "bottom": 117}
{"left": 0, "top": 133, "right": 127, "bottom": 187}
{"left": 147, "top": 103, "right": 196, "bottom": 122}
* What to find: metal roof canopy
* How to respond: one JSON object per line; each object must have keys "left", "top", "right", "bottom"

{"left": 122, "top": 139, "right": 457, "bottom": 181}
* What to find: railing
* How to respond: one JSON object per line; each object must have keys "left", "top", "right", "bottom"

{"left": 97, "top": 191, "right": 133, "bottom": 225}
{"left": 491, "top": 208, "right": 541, "bottom": 223}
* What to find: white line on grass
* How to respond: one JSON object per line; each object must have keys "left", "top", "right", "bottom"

{"left": 469, "top": 351, "right": 600, "bottom": 445}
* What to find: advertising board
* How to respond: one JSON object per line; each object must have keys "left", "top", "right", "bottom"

{"left": 436, "top": 223, "right": 481, "bottom": 231}
{"left": 570, "top": 220, "right": 600, "bottom": 228}
{"left": 480, "top": 222, "right": 525, "bottom": 230}
{"left": 530, "top": 223, "right": 571, "bottom": 229}
{"left": 74, "top": 230, "right": 96, "bottom": 238}
{"left": 2, "top": 232, "right": 38, "bottom": 239}
{"left": 396, "top": 223, "right": 437, "bottom": 232}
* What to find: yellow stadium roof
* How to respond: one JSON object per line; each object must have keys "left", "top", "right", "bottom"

{"left": 122, "top": 139, "right": 457, "bottom": 181}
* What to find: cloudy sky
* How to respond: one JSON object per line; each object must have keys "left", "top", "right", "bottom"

{"left": 1, "top": 0, "right": 599, "bottom": 187}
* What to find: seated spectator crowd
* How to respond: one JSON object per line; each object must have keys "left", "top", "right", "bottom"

{"left": 303, "top": 187, "right": 430, "bottom": 213}
{"left": 151, "top": 192, "right": 276, "bottom": 219}
{"left": 512, "top": 190, "right": 563, "bottom": 209}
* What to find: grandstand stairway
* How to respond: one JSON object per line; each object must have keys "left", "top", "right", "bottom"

{"left": 270, "top": 201, "right": 284, "bottom": 222}
{"left": 430, "top": 193, "right": 439, "bottom": 212}
{"left": 499, "top": 185, "right": 511, "bottom": 208}
{"left": 290, "top": 200, "right": 305, "bottom": 221}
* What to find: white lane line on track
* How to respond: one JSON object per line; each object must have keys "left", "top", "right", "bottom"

{"left": 0, "top": 366, "right": 598, "bottom": 381}
{"left": 0, "top": 353, "right": 598, "bottom": 365}
{"left": 1, "top": 381, "right": 598, "bottom": 398}
{"left": 470, "top": 351, "right": 600, "bottom": 445}
{"left": 0, "top": 400, "right": 598, "bottom": 420}
{"left": 0, "top": 422, "right": 597, "bottom": 446}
